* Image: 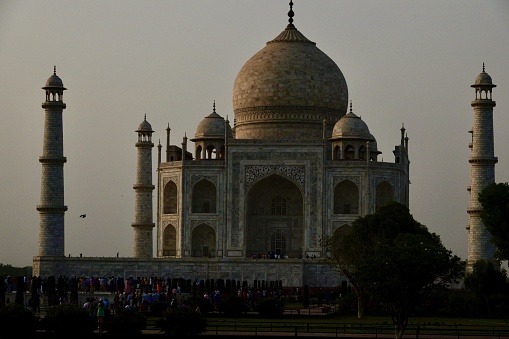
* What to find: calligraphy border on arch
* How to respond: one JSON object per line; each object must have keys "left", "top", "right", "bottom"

{"left": 374, "top": 176, "right": 396, "bottom": 188}
{"left": 190, "top": 174, "right": 218, "bottom": 187}
{"left": 333, "top": 175, "right": 361, "bottom": 188}
{"left": 245, "top": 165, "right": 305, "bottom": 190}
{"left": 190, "top": 219, "right": 218, "bottom": 230}
{"left": 163, "top": 176, "right": 179, "bottom": 187}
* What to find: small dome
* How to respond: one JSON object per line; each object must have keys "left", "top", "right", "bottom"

{"left": 193, "top": 105, "right": 232, "bottom": 140}
{"left": 43, "top": 67, "right": 66, "bottom": 90}
{"left": 331, "top": 111, "right": 375, "bottom": 141}
{"left": 472, "top": 64, "right": 496, "bottom": 88}
{"left": 137, "top": 116, "right": 152, "bottom": 132}
{"left": 474, "top": 71, "right": 493, "bottom": 85}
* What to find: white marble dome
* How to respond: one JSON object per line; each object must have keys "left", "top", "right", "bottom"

{"left": 332, "top": 111, "right": 375, "bottom": 141}
{"left": 137, "top": 117, "right": 152, "bottom": 132}
{"left": 195, "top": 110, "right": 232, "bottom": 140}
{"left": 232, "top": 22, "right": 348, "bottom": 140}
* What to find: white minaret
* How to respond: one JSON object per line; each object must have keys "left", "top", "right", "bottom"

{"left": 37, "top": 67, "right": 67, "bottom": 257}
{"left": 467, "top": 64, "right": 497, "bottom": 270}
{"left": 132, "top": 115, "right": 155, "bottom": 258}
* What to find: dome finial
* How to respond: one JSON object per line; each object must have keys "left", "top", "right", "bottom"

{"left": 349, "top": 100, "right": 353, "bottom": 113}
{"left": 53, "top": 65, "right": 56, "bottom": 75}
{"left": 213, "top": 100, "right": 216, "bottom": 113}
{"left": 482, "top": 62, "right": 485, "bottom": 73}
{"left": 287, "top": 1, "right": 295, "bottom": 27}
{"left": 144, "top": 114, "right": 147, "bottom": 121}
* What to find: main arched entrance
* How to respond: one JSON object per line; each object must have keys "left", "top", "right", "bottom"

{"left": 245, "top": 174, "right": 304, "bottom": 258}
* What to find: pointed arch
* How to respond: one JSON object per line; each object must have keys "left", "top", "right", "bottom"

{"left": 358, "top": 145, "right": 366, "bottom": 160}
{"left": 344, "top": 145, "right": 355, "bottom": 160}
{"left": 333, "top": 145, "right": 340, "bottom": 160}
{"left": 206, "top": 144, "right": 216, "bottom": 159}
{"left": 195, "top": 145, "right": 202, "bottom": 160}
{"left": 192, "top": 179, "right": 217, "bottom": 213}
{"left": 163, "top": 181, "right": 178, "bottom": 214}
{"left": 333, "top": 180, "right": 359, "bottom": 214}
{"left": 219, "top": 145, "right": 225, "bottom": 159}
{"left": 191, "top": 224, "right": 216, "bottom": 257}
{"left": 376, "top": 181, "right": 394, "bottom": 210}
{"left": 163, "top": 224, "right": 177, "bottom": 256}
{"left": 246, "top": 174, "right": 304, "bottom": 258}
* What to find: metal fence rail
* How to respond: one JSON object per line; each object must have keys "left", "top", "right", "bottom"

{"left": 203, "top": 320, "right": 509, "bottom": 338}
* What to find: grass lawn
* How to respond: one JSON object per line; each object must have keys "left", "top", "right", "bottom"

{"left": 193, "top": 313, "right": 509, "bottom": 336}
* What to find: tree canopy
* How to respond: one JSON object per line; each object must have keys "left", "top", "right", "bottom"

{"left": 464, "top": 259, "right": 508, "bottom": 316}
{"left": 479, "top": 182, "right": 509, "bottom": 260}
{"left": 325, "top": 201, "right": 464, "bottom": 339}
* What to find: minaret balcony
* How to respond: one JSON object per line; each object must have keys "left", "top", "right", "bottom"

{"left": 42, "top": 101, "right": 66, "bottom": 109}
{"left": 39, "top": 156, "right": 67, "bottom": 163}
{"left": 36, "top": 204, "right": 68, "bottom": 212}
{"left": 468, "top": 156, "right": 498, "bottom": 164}
{"left": 471, "top": 100, "right": 496, "bottom": 108}
{"left": 135, "top": 142, "right": 154, "bottom": 148}
{"left": 133, "top": 184, "right": 155, "bottom": 190}
{"left": 467, "top": 207, "right": 481, "bottom": 215}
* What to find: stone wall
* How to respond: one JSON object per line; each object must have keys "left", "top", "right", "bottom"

{"left": 33, "top": 256, "right": 345, "bottom": 288}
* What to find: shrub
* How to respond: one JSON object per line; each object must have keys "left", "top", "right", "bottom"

{"left": 0, "top": 303, "right": 38, "bottom": 336}
{"left": 218, "top": 295, "right": 249, "bottom": 316}
{"left": 156, "top": 307, "right": 207, "bottom": 336}
{"left": 42, "top": 303, "right": 95, "bottom": 337}
{"left": 185, "top": 296, "right": 214, "bottom": 315}
{"left": 150, "top": 301, "right": 168, "bottom": 316}
{"left": 256, "top": 297, "right": 285, "bottom": 318}
{"left": 103, "top": 308, "right": 147, "bottom": 336}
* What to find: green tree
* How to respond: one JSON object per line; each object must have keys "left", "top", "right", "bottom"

{"left": 325, "top": 201, "right": 464, "bottom": 339}
{"left": 479, "top": 182, "right": 509, "bottom": 260}
{"left": 324, "top": 219, "right": 369, "bottom": 318}
{"left": 464, "top": 259, "right": 508, "bottom": 316}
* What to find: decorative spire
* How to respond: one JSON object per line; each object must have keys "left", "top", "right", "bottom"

{"left": 213, "top": 100, "right": 216, "bottom": 113}
{"left": 349, "top": 100, "right": 353, "bottom": 113}
{"left": 287, "top": 1, "right": 295, "bottom": 28}
{"left": 144, "top": 114, "right": 147, "bottom": 121}
{"left": 53, "top": 65, "right": 56, "bottom": 75}
{"left": 482, "top": 62, "right": 485, "bottom": 73}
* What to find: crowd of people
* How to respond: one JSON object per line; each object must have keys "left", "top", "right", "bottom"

{"left": 3, "top": 274, "right": 338, "bottom": 317}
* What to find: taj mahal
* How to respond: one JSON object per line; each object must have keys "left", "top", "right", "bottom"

{"left": 32, "top": 2, "right": 497, "bottom": 286}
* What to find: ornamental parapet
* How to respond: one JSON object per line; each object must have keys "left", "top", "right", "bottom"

{"left": 325, "top": 160, "right": 401, "bottom": 168}
{"left": 186, "top": 159, "right": 225, "bottom": 167}
{"left": 39, "top": 156, "right": 67, "bottom": 163}
{"left": 159, "top": 161, "right": 183, "bottom": 169}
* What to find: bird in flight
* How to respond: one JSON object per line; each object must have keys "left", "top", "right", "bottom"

{"left": 79, "top": 214, "right": 86, "bottom": 218}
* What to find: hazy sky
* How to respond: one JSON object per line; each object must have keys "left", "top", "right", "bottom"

{"left": 0, "top": 1, "right": 508, "bottom": 268}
